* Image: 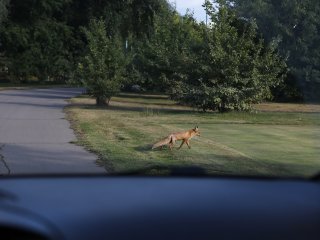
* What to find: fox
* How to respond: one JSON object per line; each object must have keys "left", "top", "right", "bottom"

{"left": 152, "top": 126, "right": 200, "bottom": 150}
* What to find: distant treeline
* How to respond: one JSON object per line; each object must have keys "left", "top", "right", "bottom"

{"left": 0, "top": 0, "right": 319, "bottom": 109}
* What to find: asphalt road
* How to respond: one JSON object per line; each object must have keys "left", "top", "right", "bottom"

{"left": 0, "top": 88, "right": 105, "bottom": 175}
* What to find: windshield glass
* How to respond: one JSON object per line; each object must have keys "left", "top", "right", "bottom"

{"left": 0, "top": 0, "right": 319, "bottom": 178}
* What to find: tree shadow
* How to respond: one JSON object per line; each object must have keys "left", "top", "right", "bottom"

{"left": 0, "top": 100, "right": 66, "bottom": 109}
{"left": 1, "top": 143, "right": 106, "bottom": 175}
{"left": 118, "top": 93, "right": 169, "bottom": 100}
{"left": 0, "top": 88, "right": 84, "bottom": 100}
{"left": 134, "top": 144, "right": 153, "bottom": 152}
{"left": 112, "top": 99, "right": 175, "bottom": 107}
{"left": 74, "top": 102, "right": 197, "bottom": 114}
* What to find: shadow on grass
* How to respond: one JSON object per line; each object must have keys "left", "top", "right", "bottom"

{"left": 113, "top": 99, "right": 175, "bottom": 107}
{"left": 134, "top": 144, "right": 178, "bottom": 152}
{"left": 134, "top": 144, "right": 154, "bottom": 152}
{"left": 0, "top": 88, "right": 84, "bottom": 100}
{"left": 111, "top": 165, "right": 208, "bottom": 176}
{"left": 73, "top": 102, "right": 198, "bottom": 115}
{"left": 118, "top": 93, "right": 169, "bottom": 100}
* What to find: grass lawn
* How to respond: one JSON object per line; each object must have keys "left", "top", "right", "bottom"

{"left": 66, "top": 93, "right": 320, "bottom": 178}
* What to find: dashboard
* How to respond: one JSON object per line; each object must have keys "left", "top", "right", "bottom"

{"left": 0, "top": 176, "right": 319, "bottom": 240}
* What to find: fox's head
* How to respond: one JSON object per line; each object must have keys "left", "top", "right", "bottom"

{"left": 193, "top": 126, "right": 200, "bottom": 136}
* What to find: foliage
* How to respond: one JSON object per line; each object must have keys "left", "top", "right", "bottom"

{"left": 0, "top": 0, "right": 160, "bottom": 83}
{"left": 130, "top": 3, "right": 204, "bottom": 92}
{"left": 77, "top": 19, "right": 126, "bottom": 106}
{"left": 4, "top": 20, "right": 74, "bottom": 82}
{"left": 0, "top": 0, "right": 308, "bottom": 110}
{"left": 1, "top": 0, "right": 75, "bottom": 82}
{"left": 0, "top": 0, "right": 10, "bottom": 71}
{"left": 171, "top": 0, "right": 286, "bottom": 112}
{"left": 232, "top": 0, "right": 320, "bottom": 101}
{"left": 129, "top": 2, "right": 179, "bottom": 91}
{"left": 0, "top": 0, "right": 9, "bottom": 25}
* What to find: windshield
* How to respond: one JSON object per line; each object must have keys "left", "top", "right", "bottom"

{"left": 0, "top": 0, "right": 319, "bottom": 178}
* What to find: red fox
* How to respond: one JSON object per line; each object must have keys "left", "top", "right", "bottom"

{"left": 152, "top": 126, "right": 200, "bottom": 150}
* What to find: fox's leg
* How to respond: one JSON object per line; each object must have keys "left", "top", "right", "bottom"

{"left": 169, "top": 139, "right": 176, "bottom": 150}
{"left": 186, "top": 140, "right": 191, "bottom": 149}
{"left": 178, "top": 140, "right": 185, "bottom": 150}
{"left": 169, "top": 142, "right": 174, "bottom": 150}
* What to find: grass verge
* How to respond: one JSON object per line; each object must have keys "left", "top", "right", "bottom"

{"left": 65, "top": 93, "right": 320, "bottom": 178}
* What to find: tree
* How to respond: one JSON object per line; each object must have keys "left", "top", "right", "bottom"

{"left": 1, "top": 0, "right": 162, "bottom": 84}
{"left": 1, "top": 0, "right": 75, "bottom": 82}
{"left": 0, "top": 0, "right": 9, "bottom": 79}
{"left": 171, "top": 0, "right": 286, "bottom": 112}
{"left": 0, "top": 0, "right": 9, "bottom": 25}
{"left": 232, "top": 0, "right": 320, "bottom": 101}
{"left": 0, "top": 0, "right": 9, "bottom": 50}
{"left": 78, "top": 19, "right": 126, "bottom": 106}
{"left": 130, "top": 1, "right": 203, "bottom": 92}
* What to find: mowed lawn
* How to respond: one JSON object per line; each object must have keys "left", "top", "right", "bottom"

{"left": 66, "top": 93, "right": 320, "bottom": 178}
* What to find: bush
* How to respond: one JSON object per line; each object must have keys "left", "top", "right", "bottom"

{"left": 77, "top": 19, "right": 126, "bottom": 106}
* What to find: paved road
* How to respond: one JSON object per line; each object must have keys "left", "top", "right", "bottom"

{"left": 0, "top": 88, "right": 105, "bottom": 175}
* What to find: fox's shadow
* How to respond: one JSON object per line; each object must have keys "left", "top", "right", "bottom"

{"left": 135, "top": 144, "right": 171, "bottom": 152}
{"left": 135, "top": 144, "right": 153, "bottom": 152}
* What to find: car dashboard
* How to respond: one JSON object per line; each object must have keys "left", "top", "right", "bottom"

{"left": 0, "top": 176, "right": 319, "bottom": 240}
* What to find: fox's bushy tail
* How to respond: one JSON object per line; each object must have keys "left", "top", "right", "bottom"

{"left": 152, "top": 135, "right": 172, "bottom": 150}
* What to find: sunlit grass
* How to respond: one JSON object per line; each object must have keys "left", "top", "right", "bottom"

{"left": 66, "top": 93, "right": 320, "bottom": 178}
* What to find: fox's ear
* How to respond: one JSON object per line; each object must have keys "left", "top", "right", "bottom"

{"left": 195, "top": 126, "right": 198, "bottom": 130}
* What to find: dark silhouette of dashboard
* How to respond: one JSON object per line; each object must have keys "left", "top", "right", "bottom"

{"left": 0, "top": 176, "right": 319, "bottom": 240}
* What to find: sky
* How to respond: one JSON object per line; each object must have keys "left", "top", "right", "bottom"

{"left": 171, "top": 0, "right": 207, "bottom": 23}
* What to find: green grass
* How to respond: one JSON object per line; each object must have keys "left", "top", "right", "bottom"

{"left": 66, "top": 93, "right": 320, "bottom": 178}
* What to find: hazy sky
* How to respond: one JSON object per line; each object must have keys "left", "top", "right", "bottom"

{"left": 171, "top": 0, "right": 207, "bottom": 23}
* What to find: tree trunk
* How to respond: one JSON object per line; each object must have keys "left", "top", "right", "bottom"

{"left": 218, "top": 102, "right": 228, "bottom": 113}
{"left": 96, "top": 96, "right": 109, "bottom": 106}
{"left": 96, "top": 96, "right": 110, "bottom": 106}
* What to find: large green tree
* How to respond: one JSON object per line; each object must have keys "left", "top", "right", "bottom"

{"left": 64, "top": 0, "right": 161, "bottom": 38}
{"left": 1, "top": 0, "right": 161, "bottom": 83}
{"left": 172, "top": 0, "right": 286, "bottom": 112}
{"left": 232, "top": 0, "right": 320, "bottom": 101}
{"left": 130, "top": 1, "right": 203, "bottom": 91}
{"left": 1, "top": 0, "right": 75, "bottom": 82}
{"left": 78, "top": 19, "right": 126, "bottom": 106}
